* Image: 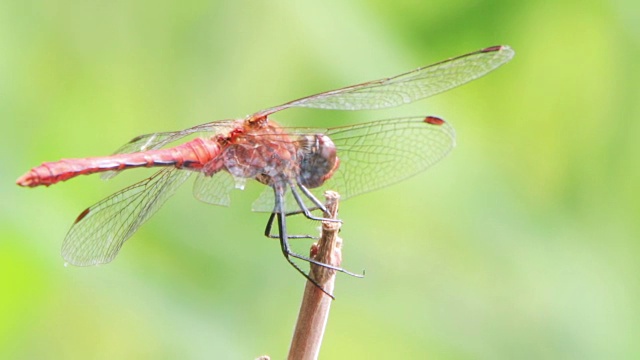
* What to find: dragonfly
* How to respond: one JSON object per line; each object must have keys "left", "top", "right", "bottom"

{"left": 17, "top": 45, "right": 514, "bottom": 291}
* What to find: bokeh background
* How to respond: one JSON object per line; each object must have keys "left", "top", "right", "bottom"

{"left": 2, "top": 0, "right": 639, "bottom": 358}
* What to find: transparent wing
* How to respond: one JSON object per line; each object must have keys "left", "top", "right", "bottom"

{"left": 101, "top": 120, "right": 237, "bottom": 180}
{"left": 325, "top": 116, "right": 455, "bottom": 198}
{"left": 252, "top": 116, "right": 455, "bottom": 213}
{"left": 255, "top": 45, "right": 513, "bottom": 115}
{"left": 62, "top": 168, "right": 193, "bottom": 266}
{"left": 192, "top": 171, "right": 236, "bottom": 206}
{"left": 252, "top": 184, "right": 302, "bottom": 214}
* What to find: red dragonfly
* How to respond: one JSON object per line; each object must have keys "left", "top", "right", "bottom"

{"left": 17, "top": 45, "right": 514, "bottom": 286}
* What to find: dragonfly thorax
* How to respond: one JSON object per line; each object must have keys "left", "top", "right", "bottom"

{"left": 222, "top": 128, "right": 298, "bottom": 186}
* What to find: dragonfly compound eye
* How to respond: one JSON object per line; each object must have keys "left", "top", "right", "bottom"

{"left": 296, "top": 134, "right": 339, "bottom": 189}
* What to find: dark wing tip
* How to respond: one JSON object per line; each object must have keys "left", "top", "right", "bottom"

{"left": 481, "top": 45, "right": 511, "bottom": 53}
{"left": 74, "top": 208, "right": 91, "bottom": 224}
{"left": 424, "top": 116, "right": 445, "bottom": 125}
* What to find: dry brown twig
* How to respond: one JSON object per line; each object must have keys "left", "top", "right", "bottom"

{"left": 287, "top": 190, "right": 343, "bottom": 360}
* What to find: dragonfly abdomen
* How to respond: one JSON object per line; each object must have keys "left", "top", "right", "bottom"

{"left": 16, "top": 137, "right": 220, "bottom": 187}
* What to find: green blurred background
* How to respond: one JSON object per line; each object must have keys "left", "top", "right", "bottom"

{"left": 2, "top": 0, "right": 639, "bottom": 358}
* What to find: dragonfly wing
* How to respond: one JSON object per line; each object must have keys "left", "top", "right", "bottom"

{"left": 252, "top": 185, "right": 310, "bottom": 214}
{"left": 252, "top": 187, "right": 276, "bottom": 213}
{"left": 192, "top": 171, "right": 235, "bottom": 207}
{"left": 252, "top": 116, "right": 455, "bottom": 212}
{"left": 62, "top": 168, "right": 192, "bottom": 266}
{"left": 256, "top": 45, "right": 513, "bottom": 115}
{"left": 321, "top": 116, "right": 455, "bottom": 200}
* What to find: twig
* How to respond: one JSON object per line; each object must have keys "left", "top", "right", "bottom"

{"left": 287, "top": 191, "right": 342, "bottom": 360}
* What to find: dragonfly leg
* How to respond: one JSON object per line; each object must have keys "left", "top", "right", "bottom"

{"left": 296, "top": 182, "right": 327, "bottom": 212}
{"left": 274, "top": 210, "right": 334, "bottom": 298}
{"left": 278, "top": 222, "right": 364, "bottom": 279}
{"left": 288, "top": 181, "right": 341, "bottom": 223}
{"left": 263, "top": 212, "right": 317, "bottom": 240}
{"left": 272, "top": 187, "right": 364, "bottom": 291}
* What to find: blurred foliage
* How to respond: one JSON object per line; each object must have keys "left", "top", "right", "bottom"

{"left": 2, "top": 0, "right": 639, "bottom": 359}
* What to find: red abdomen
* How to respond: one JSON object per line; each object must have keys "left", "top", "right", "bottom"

{"left": 17, "top": 137, "right": 220, "bottom": 187}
